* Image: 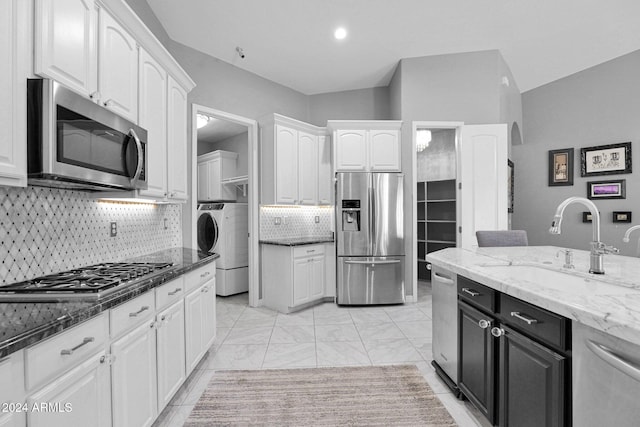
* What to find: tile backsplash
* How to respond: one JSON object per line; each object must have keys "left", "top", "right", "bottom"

{"left": 260, "top": 205, "right": 333, "bottom": 240}
{"left": 0, "top": 186, "right": 182, "bottom": 285}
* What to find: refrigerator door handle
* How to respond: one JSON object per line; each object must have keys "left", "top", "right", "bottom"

{"left": 369, "top": 185, "right": 375, "bottom": 253}
{"left": 344, "top": 260, "right": 401, "bottom": 265}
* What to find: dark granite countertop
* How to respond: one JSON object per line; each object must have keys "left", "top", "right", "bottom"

{"left": 0, "top": 248, "right": 219, "bottom": 359}
{"left": 260, "top": 237, "right": 334, "bottom": 246}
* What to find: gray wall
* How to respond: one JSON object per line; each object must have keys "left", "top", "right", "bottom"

{"left": 308, "top": 87, "right": 391, "bottom": 126}
{"left": 513, "top": 49, "right": 640, "bottom": 256}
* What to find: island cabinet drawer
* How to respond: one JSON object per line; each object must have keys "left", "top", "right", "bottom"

{"left": 25, "top": 312, "right": 108, "bottom": 391}
{"left": 457, "top": 276, "right": 496, "bottom": 312}
{"left": 293, "top": 244, "right": 325, "bottom": 258}
{"left": 184, "top": 261, "right": 216, "bottom": 293}
{"left": 499, "top": 294, "right": 570, "bottom": 351}
{"left": 156, "top": 276, "right": 185, "bottom": 310}
{"left": 110, "top": 291, "right": 156, "bottom": 338}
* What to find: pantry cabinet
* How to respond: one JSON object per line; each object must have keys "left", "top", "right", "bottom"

{"left": 0, "top": 0, "right": 29, "bottom": 187}
{"left": 328, "top": 121, "right": 402, "bottom": 172}
{"left": 262, "top": 243, "right": 328, "bottom": 313}
{"left": 317, "top": 135, "right": 333, "bottom": 205}
{"left": 259, "top": 114, "right": 328, "bottom": 205}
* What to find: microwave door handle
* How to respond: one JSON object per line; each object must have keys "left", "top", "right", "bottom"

{"left": 129, "top": 128, "right": 143, "bottom": 188}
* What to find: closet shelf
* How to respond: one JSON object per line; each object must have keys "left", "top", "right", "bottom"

{"left": 222, "top": 175, "right": 249, "bottom": 197}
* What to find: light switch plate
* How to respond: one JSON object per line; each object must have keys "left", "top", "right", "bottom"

{"left": 274, "top": 217, "right": 281, "bottom": 225}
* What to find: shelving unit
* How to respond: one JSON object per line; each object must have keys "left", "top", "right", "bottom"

{"left": 417, "top": 179, "right": 457, "bottom": 280}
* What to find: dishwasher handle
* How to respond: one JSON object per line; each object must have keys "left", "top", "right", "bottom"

{"left": 433, "top": 272, "right": 454, "bottom": 285}
{"left": 587, "top": 339, "right": 640, "bottom": 382}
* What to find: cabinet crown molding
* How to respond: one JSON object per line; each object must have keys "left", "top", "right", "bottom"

{"left": 327, "top": 120, "right": 403, "bottom": 131}
{"left": 259, "top": 113, "right": 327, "bottom": 136}
{"left": 98, "top": 0, "right": 195, "bottom": 91}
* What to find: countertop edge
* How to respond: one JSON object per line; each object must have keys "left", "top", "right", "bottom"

{"left": 426, "top": 246, "right": 640, "bottom": 347}
{"left": 0, "top": 250, "right": 219, "bottom": 359}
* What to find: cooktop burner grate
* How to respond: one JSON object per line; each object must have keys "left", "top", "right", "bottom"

{"left": 0, "top": 262, "right": 173, "bottom": 295}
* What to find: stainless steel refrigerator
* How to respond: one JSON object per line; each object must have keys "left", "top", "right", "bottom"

{"left": 336, "top": 172, "right": 405, "bottom": 305}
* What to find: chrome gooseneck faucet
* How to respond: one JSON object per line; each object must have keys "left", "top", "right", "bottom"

{"left": 623, "top": 225, "right": 640, "bottom": 257}
{"left": 549, "top": 196, "right": 618, "bottom": 274}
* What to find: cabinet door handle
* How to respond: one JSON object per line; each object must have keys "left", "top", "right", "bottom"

{"left": 510, "top": 311, "right": 538, "bottom": 325}
{"left": 168, "top": 288, "right": 182, "bottom": 296}
{"left": 478, "top": 319, "right": 491, "bottom": 329}
{"left": 201, "top": 286, "right": 209, "bottom": 293}
{"left": 129, "top": 305, "right": 150, "bottom": 317}
{"left": 60, "top": 337, "right": 95, "bottom": 356}
{"left": 587, "top": 340, "right": 640, "bottom": 382}
{"left": 491, "top": 327, "right": 505, "bottom": 338}
{"left": 103, "top": 99, "right": 113, "bottom": 107}
{"left": 306, "top": 249, "right": 315, "bottom": 253}
{"left": 462, "top": 287, "right": 480, "bottom": 297}
{"left": 200, "top": 271, "right": 210, "bottom": 279}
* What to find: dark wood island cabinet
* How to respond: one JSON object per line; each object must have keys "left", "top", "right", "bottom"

{"left": 457, "top": 275, "right": 571, "bottom": 427}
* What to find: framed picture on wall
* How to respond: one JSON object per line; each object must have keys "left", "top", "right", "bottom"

{"left": 587, "top": 179, "right": 626, "bottom": 199}
{"left": 548, "top": 148, "right": 574, "bottom": 186}
{"left": 581, "top": 142, "right": 632, "bottom": 176}
{"left": 508, "top": 159, "right": 514, "bottom": 213}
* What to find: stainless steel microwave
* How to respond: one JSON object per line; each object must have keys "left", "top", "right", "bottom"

{"left": 27, "top": 79, "right": 148, "bottom": 191}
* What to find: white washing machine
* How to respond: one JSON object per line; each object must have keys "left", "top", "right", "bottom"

{"left": 197, "top": 203, "right": 249, "bottom": 296}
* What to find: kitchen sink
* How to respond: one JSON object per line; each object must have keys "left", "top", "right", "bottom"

{"left": 478, "top": 263, "right": 637, "bottom": 295}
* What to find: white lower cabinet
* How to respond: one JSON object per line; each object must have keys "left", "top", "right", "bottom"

{"left": 27, "top": 351, "right": 111, "bottom": 427}
{"left": 0, "top": 351, "right": 25, "bottom": 427}
{"left": 12, "top": 262, "right": 216, "bottom": 427}
{"left": 111, "top": 319, "right": 158, "bottom": 427}
{"left": 262, "top": 244, "right": 328, "bottom": 313}
{"left": 185, "top": 277, "right": 216, "bottom": 373}
{"left": 156, "top": 300, "right": 186, "bottom": 410}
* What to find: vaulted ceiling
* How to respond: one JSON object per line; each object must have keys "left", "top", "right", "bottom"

{"left": 148, "top": 0, "right": 640, "bottom": 95}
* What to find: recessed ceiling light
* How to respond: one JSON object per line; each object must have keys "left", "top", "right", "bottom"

{"left": 334, "top": 27, "right": 347, "bottom": 40}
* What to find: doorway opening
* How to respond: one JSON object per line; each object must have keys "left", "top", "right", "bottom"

{"left": 191, "top": 105, "right": 260, "bottom": 307}
{"left": 411, "top": 121, "right": 463, "bottom": 298}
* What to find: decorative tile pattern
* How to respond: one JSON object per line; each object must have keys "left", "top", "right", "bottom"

{"left": 0, "top": 186, "right": 182, "bottom": 285}
{"left": 259, "top": 206, "right": 333, "bottom": 240}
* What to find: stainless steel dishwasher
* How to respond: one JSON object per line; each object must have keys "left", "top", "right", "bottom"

{"left": 431, "top": 264, "right": 461, "bottom": 397}
{"left": 573, "top": 321, "right": 640, "bottom": 426}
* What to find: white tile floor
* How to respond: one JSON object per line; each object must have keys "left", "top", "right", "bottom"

{"left": 153, "top": 282, "right": 486, "bottom": 426}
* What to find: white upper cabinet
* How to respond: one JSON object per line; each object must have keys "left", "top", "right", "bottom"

{"left": 317, "top": 135, "right": 332, "bottom": 205}
{"left": 197, "top": 150, "right": 238, "bottom": 202}
{"left": 334, "top": 130, "right": 367, "bottom": 171}
{"left": 138, "top": 48, "right": 167, "bottom": 199}
{"left": 34, "top": 0, "right": 97, "bottom": 97}
{"left": 98, "top": 8, "right": 138, "bottom": 122}
{"left": 35, "top": 1, "right": 139, "bottom": 121}
{"left": 369, "top": 129, "right": 401, "bottom": 171}
{"left": 275, "top": 124, "right": 299, "bottom": 204}
{"left": 0, "top": 0, "right": 29, "bottom": 187}
{"left": 166, "top": 76, "right": 188, "bottom": 201}
{"left": 260, "top": 114, "right": 328, "bottom": 205}
{"left": 329, "top": 121, "right": 403, "bottom": 172}
{"left": 297, "top": 130, "right": 319, "bottom": 205}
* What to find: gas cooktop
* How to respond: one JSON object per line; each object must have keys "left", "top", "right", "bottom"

{"left": 0, "top": 262, "right": 173, "bottom": 300}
